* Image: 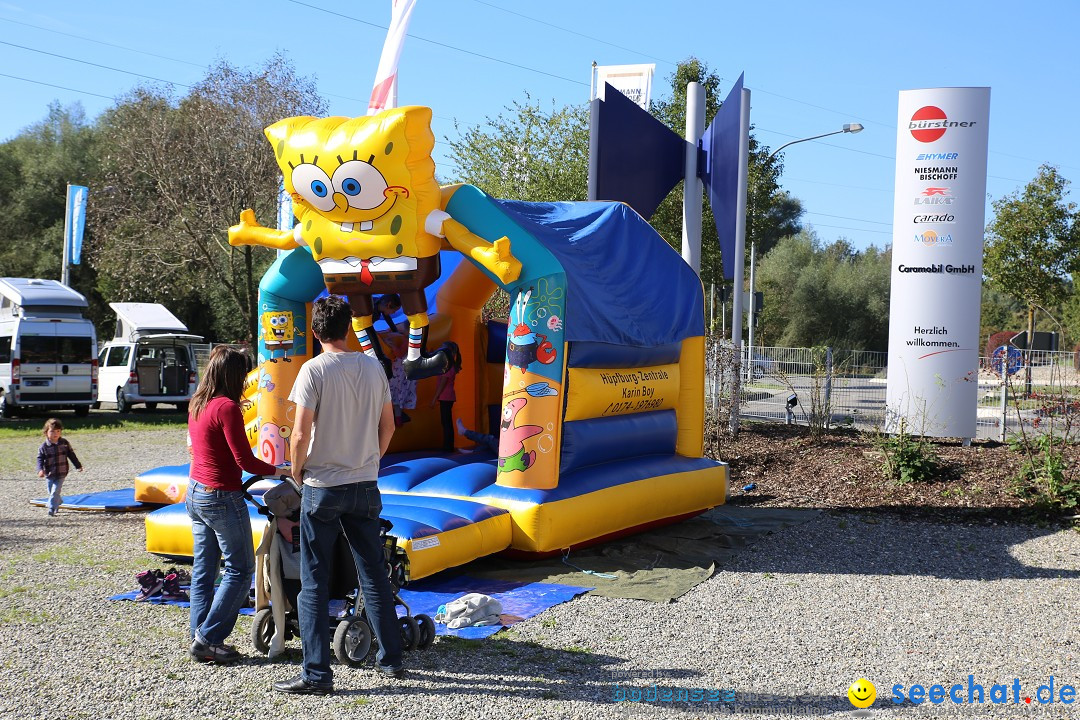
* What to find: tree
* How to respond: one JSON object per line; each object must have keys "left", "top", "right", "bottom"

{"left": 756, "top": 230, "right": 891, "bottom": 350}
{"left": 89, "top": 54, "right": 326, "bottom": 342}
{"left": 444, "top": 94, "right": 588, "bottom": 202}
{"left": 0, "top": 103, "right": 100, "bottom": 295}
{"left": 984, "top": 164, "right": 1080, "bottom": 363}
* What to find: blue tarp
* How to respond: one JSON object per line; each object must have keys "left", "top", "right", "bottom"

{"left": 112, "top": 574, "right": 591, "bottom": 639}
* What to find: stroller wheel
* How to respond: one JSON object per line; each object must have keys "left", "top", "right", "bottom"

{"left": 333, "top": 617, "right": 372, "bottom": 666}
{"left": 399, "top": 615, "right": 419, "bottom": 652}
{"left": 414, "top": 613, "right": 436, "bottom": 650}
{"left": 252, "top": 608, "right": 275, "bottom": 655}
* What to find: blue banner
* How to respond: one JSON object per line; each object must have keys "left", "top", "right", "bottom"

{"left": 700, "top": 74, "right": 744, "bottom": 280}
{"left": 67, "top": 184, "right": 88, "bottom": 265}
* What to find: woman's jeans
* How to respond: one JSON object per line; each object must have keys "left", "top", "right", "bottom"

{"left": 186, "top": 481, "right": 255, "bottom": 646}
{"left": 299, "top": 482, "right": 403, "bottom": 686}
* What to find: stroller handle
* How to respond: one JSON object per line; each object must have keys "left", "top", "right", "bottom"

{"left": 242, "top": 473, "right": 303, "bottom": 496}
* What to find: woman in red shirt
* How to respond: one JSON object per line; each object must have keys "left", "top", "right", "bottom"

{"left": 186, "top": 345, "right": 277, "bottom": 664}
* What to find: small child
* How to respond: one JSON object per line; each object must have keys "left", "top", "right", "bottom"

{"left": 37, "top": 418, "right": 84, "bottom": 517}
{"left": 430, "top": 342, "right": 462, "bottom": 453}
{"left": 456, "top": 418, "right": 499, "bottom": 455}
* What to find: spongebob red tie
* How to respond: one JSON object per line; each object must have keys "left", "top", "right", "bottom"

{"left": 359, "top": 259, "right": 373, "bottom": 284}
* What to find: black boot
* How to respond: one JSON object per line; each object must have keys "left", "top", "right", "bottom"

{"left": 402, "top": 326, "right": 450, "bottom": 380}
{"left": 364, "top": 327, "right": 393, "bottom": 380}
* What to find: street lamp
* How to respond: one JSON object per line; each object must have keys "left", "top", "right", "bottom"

{"left": 744, "top": 123, "right": 864, "bottom": 381}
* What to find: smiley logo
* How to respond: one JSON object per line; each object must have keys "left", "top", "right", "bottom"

{"left": 847, "top": 678, "right": 876, "bottom": 708}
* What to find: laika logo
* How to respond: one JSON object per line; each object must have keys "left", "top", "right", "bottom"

{"left": 915, "top": 230, "right": 953, "bottom": 247}
{"left": 915, "top": 187, "right": 955, "bottom": 206}
{"left": 909, "top": 106, "right": 977, "bottom": 143}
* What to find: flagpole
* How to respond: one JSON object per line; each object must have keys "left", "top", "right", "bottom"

{"left": 61, "top": 183, "right": 71, "bottom": 286}
{"left": 729, "top": 87, "right": 751, "bottom": 435}
{"left": 681, "top": 82, "right": 705, "bottom": 274}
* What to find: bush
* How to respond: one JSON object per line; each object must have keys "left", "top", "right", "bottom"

{"left": 875, "top": 418, "right": 942, "bottom": 485}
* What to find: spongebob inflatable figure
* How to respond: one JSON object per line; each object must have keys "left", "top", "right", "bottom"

{"left": 261, "top": 310, "right": 294, "bottom": 362}
{"left": 229, "top": 106, "right": 521, "bottom": 379}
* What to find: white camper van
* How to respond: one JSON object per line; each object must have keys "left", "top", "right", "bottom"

{"left": 0, "top": 278, "right": 98, "bottom": 418}
{"left": 97, "top": 303, "right": 202, "bottom": 412}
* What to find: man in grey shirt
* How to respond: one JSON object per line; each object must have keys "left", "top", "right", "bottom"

{"left": 273, "top": 295, "right": 402, "bottom": 696}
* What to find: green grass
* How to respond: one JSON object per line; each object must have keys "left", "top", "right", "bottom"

{"left": 0, "top": 413, "right": 187, "bottom": 439}
{"left": 30, "top": 545, "right": 134, "bottom": 573}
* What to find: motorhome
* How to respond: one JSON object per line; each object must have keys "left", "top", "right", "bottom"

{"left": 97, "top": 303, "right": 202, "bottom": 412}
{"left": 0, "top": 278, "right": 98, "bottom": 417}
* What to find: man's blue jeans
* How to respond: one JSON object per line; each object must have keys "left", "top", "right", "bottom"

{"left": 299, "top": 482, "right": 403, "bottom": 686}
{"left": 186, "top": 481, "right": 255, "bottom": 646}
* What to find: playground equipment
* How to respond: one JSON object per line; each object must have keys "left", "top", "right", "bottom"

{"left": 142, "top": 107, "right": 728, "bottom": 580}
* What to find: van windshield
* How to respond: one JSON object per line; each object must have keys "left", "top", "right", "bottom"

{"left": 20, "top": 336, "right": 93, "bottom": 364}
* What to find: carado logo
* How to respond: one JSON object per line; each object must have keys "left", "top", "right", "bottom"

{"left": 909, "top": 106, "right": 977, "bottom": 143}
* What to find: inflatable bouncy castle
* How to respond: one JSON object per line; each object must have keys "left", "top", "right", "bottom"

{"left": 142, "top": 107, "right": 728, "bottom": 580}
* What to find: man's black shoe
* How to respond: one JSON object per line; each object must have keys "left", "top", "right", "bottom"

{"left": 189, "top": 639, "right": 241, "bottom": 664}
{"left": 273, "top": 674, "right": 334, "bottom": 695}
{"left": 374, "top": 664, "right": 406, "bottom": 679}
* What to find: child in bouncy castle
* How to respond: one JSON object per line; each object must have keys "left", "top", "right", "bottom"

{"left": 430, "top": 342, "right": 462, "bottom": 453}
{"left": 384, "top": 332, "right": 417, "bottom": 427}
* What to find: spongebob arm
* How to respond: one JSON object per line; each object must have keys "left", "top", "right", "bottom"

{"left": 229, "top": 209, "right": 298, "bottom": 251}
{"left": 426, "top": 211, "right": 522, "bottom": 284}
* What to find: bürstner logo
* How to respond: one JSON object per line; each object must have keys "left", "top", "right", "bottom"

{"left": 915, "top": 187, "right": 954, "bottom": 206}
{"left": 909, "top": 106, "right": 977, "bottom": 143}
{"left": 915, "top": 230, "right": 953, "bottom": 247}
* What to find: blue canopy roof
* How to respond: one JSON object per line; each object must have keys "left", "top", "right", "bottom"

{"left": 494, "top": 199, "right": 705, "bottom": 347}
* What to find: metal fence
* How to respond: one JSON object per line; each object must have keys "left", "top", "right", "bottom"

{"left": 707, "top": 342, "right": 1080, "bottom": 441}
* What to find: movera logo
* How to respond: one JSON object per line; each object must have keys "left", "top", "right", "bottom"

{"left": 909, "top": 106, "right": 977, "bottom": 143}
{"left": 915, "top": 230, "right": 953, "bottom": 247}
{"left": 915, "top": 187, "right": 954, "bottom": 206}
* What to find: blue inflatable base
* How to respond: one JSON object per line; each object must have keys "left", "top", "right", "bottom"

{"left": 30, "top": 488, "right": 155, "bottom": 512}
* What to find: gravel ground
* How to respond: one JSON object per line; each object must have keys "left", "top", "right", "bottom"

{"left": 0, "top": 426, "right": 1077, "bottom": 720}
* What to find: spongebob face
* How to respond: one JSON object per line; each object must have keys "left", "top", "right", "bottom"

{"left": 265, "top": 107, "right": 442, "bottom": 262}
{"left": 261, "top": 311, "right": 294, "bottom": 345}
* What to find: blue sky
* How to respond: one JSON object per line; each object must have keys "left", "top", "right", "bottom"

{"left": 1, "top": 0, "right": 1078, "bottom": 254}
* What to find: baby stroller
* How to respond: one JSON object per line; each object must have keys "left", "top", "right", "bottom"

{"left": 245, "top": 475, "right": 436, "bottom": 664}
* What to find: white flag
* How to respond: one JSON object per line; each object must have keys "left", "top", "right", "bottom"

{"left": 368, "top": 0, "right": 418, "bottom": 115}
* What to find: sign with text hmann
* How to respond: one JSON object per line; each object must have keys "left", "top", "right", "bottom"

{"left": 886, "top": 87, "right": 990, "bottom": 438}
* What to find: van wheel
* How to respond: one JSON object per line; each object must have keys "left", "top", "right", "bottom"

{"left": 177, "top": 402, "right": 189, "bottom": 415}
{"left": 145, "top": 402, "right": 157, "bottom": 411}
{"left": 116, "top": 390, "right": 128, "bottom": 414}
{"left": 74, "top": 406, "right": 89, "bottom": 417}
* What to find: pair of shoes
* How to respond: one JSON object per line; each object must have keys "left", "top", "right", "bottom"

{"left": 47, "top": 509, "right": 56, "bottom": 517}
{"left": 189, "top": 639, "right": 242, "bottom": 664}
{"left": 162, "top": 572, "right": 189, "bottom": 602}
{"left": 374, "top": 664, "right": 406, "bottom": 680}
{"left": 164, "top": 566, "right": 191, "bottom": 584}
{"left": 135, "top": 569, "right": 165, "bottom": 601}
{"left": 273, "top": 674, "right": 334, "bottom": 695}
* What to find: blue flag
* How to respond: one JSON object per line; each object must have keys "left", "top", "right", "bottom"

{"left": 67, "top": 185, "right": 88, "bottom": 265}
{"left": 700, "top": 74, "right": 744, "bottom": 280}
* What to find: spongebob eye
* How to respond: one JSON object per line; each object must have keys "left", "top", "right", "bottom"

{"left": 291, "top": 164, "right": 336, "bottom": 211}
{"left": 332, "top": 160, "right": 388, "bottom": 211}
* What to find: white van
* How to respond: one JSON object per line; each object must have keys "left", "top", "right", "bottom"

{"left": 0, "top": 278, "right": 98, "bottom": 418}
{"left": 97, "top": 303, "right": 203, "bottom": 413}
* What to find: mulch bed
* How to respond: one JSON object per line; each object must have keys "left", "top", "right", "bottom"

{"left": 711, "top": 422, "right": 1080, "bottom": 523}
